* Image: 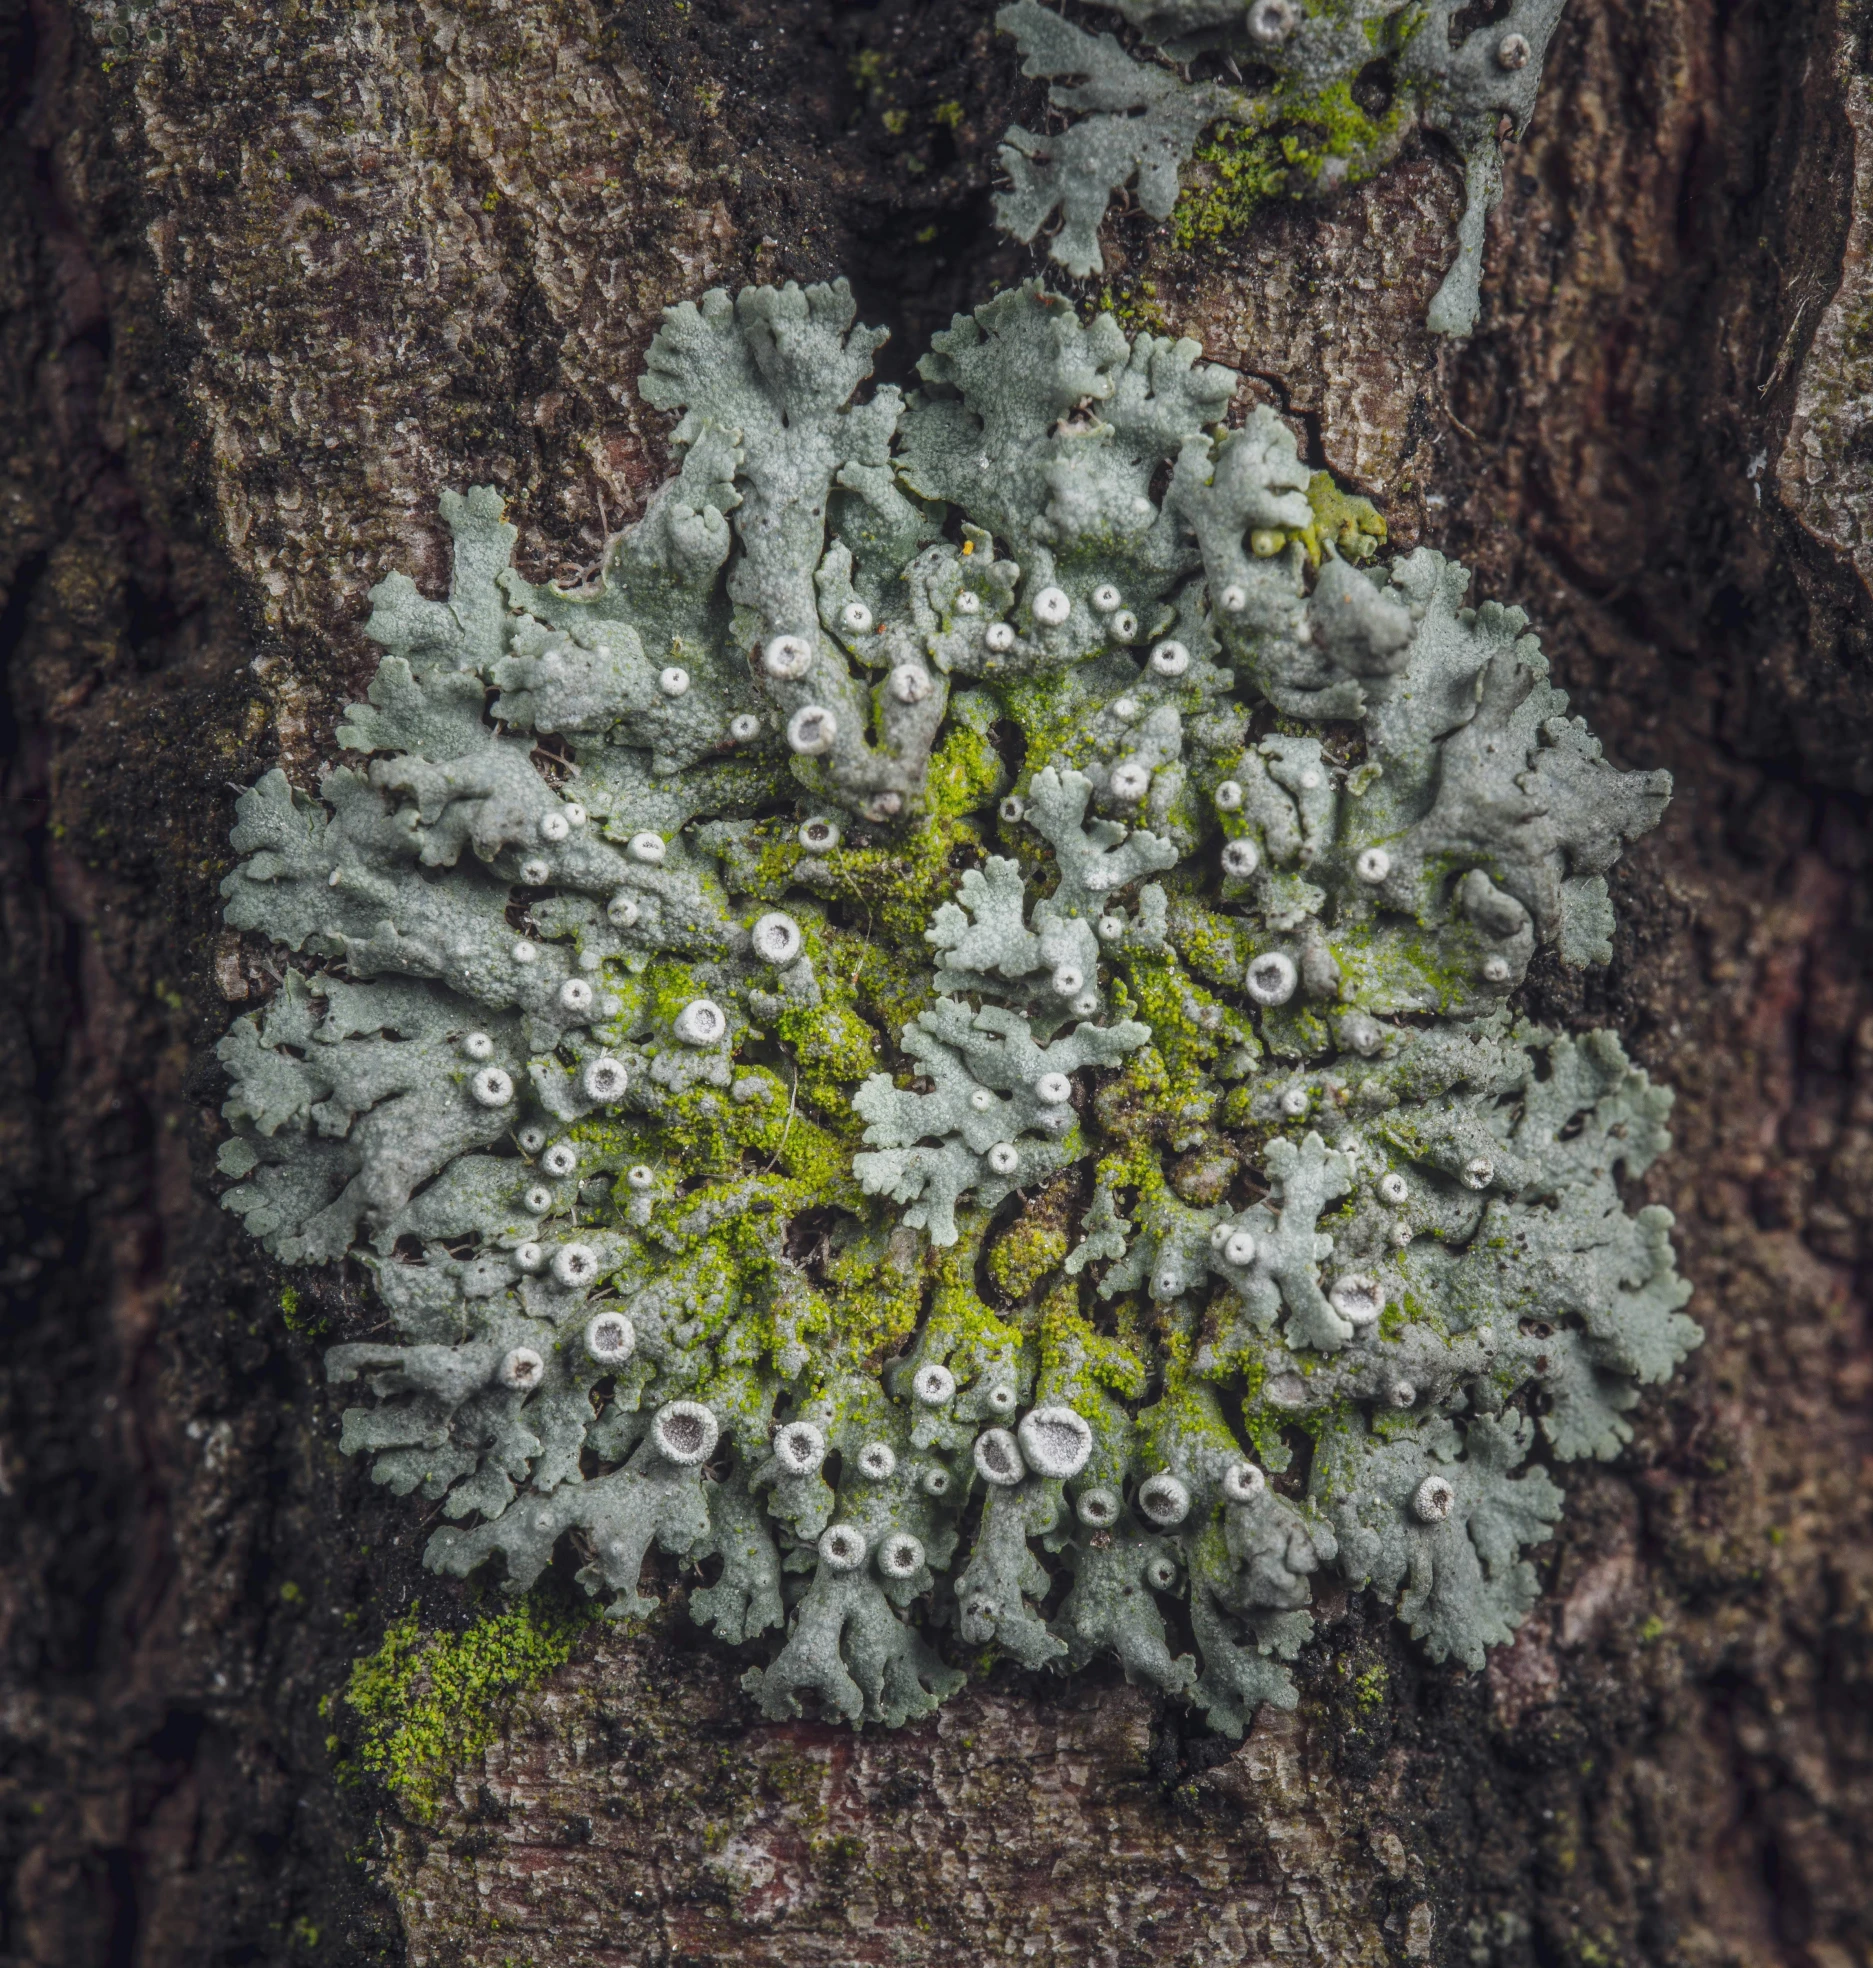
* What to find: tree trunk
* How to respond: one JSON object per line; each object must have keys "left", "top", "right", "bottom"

{"left": 4, "top": 1, "right": 1872, "bottom": 1963}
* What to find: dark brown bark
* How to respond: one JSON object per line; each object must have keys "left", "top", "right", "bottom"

{"left": 3, "top": 1, "right": 1872, "bottom": 1963}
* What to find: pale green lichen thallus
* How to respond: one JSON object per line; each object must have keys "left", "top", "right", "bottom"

{"left": 218, "top": 280, "right": 1695, "bottom": 1731}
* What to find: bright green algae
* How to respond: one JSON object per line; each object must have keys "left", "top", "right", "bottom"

{"left": 218, "top": 280, "right": 1696, "bottom": 1731}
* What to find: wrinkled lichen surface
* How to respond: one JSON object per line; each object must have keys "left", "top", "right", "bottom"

{"left": 217, "top": 279, "right": 1696, "bottom": 1733}
{"left": 994, "top": 0, "right": 1569, "bottom": 335}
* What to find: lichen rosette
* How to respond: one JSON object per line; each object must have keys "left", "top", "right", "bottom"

{"left": 217, "top": 280, "right": 1696, "bottom": 1731}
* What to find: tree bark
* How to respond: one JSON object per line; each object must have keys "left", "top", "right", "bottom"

{"left": 4, "top": 1, "right": 1872, "bottom": 1963}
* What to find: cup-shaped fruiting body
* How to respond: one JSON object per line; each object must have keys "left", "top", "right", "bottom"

{"left": 629, "top": 832, "right": 667, "bottom": 865}
{"left": 1016, "top": 1406, "right": 1093, "bottom": 1479}
{"left": 798, "top": 817, "right": 840, "bottom": 853}
{"left": 773, "top": 1419, "right": 827, "bottom": 1475}
{"left": 539, "top": 812, "right": 571, "bottom": 843}
{"left": 1112, "top": 610, "right": 1138, "bottom": 640}
{"left": 653, "top": 1399, "right": 720, "bottom": 1467}
{"left": 1032, "top": 586, "right": 1071, "bottom": 626}
{"left": 751, "top": 912, "right": 803, "bottom": 965}
{"left": 517, "top": 1124, "right": 547, "bottom": 1153}
{"left": 984, "top": 622, "right": 1016, "bottom": 652}
{"left": 1214, "top": 780, "right": 1244, "bottom": 812}
{"left": 524, "top": 1184, "right": 554, "bottom": 1215}
{"left": 856, "top": 1440, "right": 898, "bottom": 1480}
{"left": 1463, "top": 1158, "right": 1495, "bottom": 1190}
{"left": 1145, "top": 1553, "right": 1178, "bottom": 1590}
{"left": 1092, "top": 583, "right": 1121, "bottom": 612}
{"left": 471, "top": 1066, "right": 515, "bottom": 1108}
{"left": 559, "top": 978, "right": 594, "bottom": 1014}
{"left": 1035, "top": 1072, "right": 1072, "bottom": 1106}
{"left": 728, "top": 712, "right": 762, "bottom": 743}
{"left": 1076, "top": 1486, "right": 1120, "bottom": 1527}
{"left": 607, "top": 893, "right": 641, "bottom": 929}
{"left": 1378, "top": 1171, "right": 1410, "bottom": 1205}
{"left": 1249, "top": 0, "right": 1298, "bottom": 44}
{"left": 585, "top": 1310, "right": 635, "bottom": 1364}
{"left": 764, "top": 634, "right": 814, "bottom": 680}
{"left": 519, "top": 857, "right": 551, "bottom": 884}
{"left": 877, "top": 1531, "right": 925, "bottom": 1579}
{"left": 1110, "top": 762, "right": 1151, "bottom": 801}
{"left": 955, "top": 591, "right": 981, "bottom": 615}
{"left": 1356, "top": 847, "right": 1391, "bottom": 884}
{"left": 1330, "top": 1274, "right": 1385, "bottom": 1328}
{"left": 911, "top": 1362, "right": 956, "bottom": 1406}
{"left": 582, "top": 1057, "right": 628, "bottom": 1102}
{"left": 973, "top": 1427, "right": 1025, "bottom": 1486}
{"left": 985, "top": 1142, "right": 1020, "bottom": 1175}
{"left": 841, "top": 600, "right": 873, "bottom": 632}
{"left": 984, "top": 1384, "right": 1018, "bottom": 1417}
{"left": 1148, "top": 640, "right": 1190, "bottom": 677}
{"left": 1211, "top": 838, "right": 1259, "bottom": 877}
{"left": 1222, "top": 1461, "right": 1266, "bottom": 1503}
{"left": 1498, "top": 30, "right": 1531, "bottom": 67}
{"left": 512, "top": 940, "right": 538, "bottom": 963}
{"left": 1050, "top": 964, "right": 1084, "bottom": 997}
{"left": 1224, "top": 1229, "right": 1257, "bottom": 1265}
{"left": 498, "top": 1346, "right": 544, "bottom": 1390}
{"left": 969, "top": 1088, "right": 995, "bottom": 1113}
{"left": 1279, "top": 1086, "right": 1310, "bottom": 1117}
{"left": 892, "top": 665, "right": 933, "bottom": 704}
{"left": 1389, "top": 1381, "right": 1418, "bottom": 1408}
{"left": 1245, "top": 952, "right": 1297, "bottom": 1006}
{"left": 625, "top": 1164, "right": 655, "bottom": 1192}
{"left": 787, "top": 705, "right": 837, "bottom": 755}
{"left": 553, "top": 1243, "right": 600, "bottom": 1289}
{"left": 921, "top": 1465, "right": 952, "bottom": 1497}
{"left": 462, "top": 1031, "right": 495, "bottom": 1060}
{"left": 1414, "top": 1474, "right": 1456, "bottom": 1522}
{"left": 659, "top": 666, "right": 690, "bottom": 697}
{"left": 541, "top": 1141, "right": 577, "bottom": 1177}
{"left": 513, "top": 1241, "right": 545, "bottom": 1273}
{"left": 1137, "top": 1472, "right": 1190, "bottom": 1527}
{"left": 818, "top": 1524, "right": 868, "bottom": 1571}
{"left": 674, "top": 998, "right": 728, "bottom": 1047}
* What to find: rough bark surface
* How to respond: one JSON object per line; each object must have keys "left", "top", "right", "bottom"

{"left": 3, "top": 2, "right": 1873, "bottom": 1966}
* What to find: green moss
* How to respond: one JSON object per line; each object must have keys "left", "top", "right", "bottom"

{"left": 1172, "top": 124, "right": 1291, "bottom": 250}
{"left": 987, "top": 1181, "right": 1075, "bottom": 1301}
{"left": 339, "top": 1595, "right": 593, "bottom": 1822}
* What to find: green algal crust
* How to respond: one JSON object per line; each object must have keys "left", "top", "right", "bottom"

{"left": 219, "top": 279, "right": 1696, "bottom": 1734}
{"left": 994, "top": 0, "right": 1570, "bottom": 336}
{"left": 337, "top": 1597, "right": 592, "bottom": 1822}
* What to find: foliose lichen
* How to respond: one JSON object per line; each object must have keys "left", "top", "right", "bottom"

{"left": 993, "top": 0, "right": 1570, "bottom": 336}
{"left": 219, "top": 278, "right": 1695, "bottom": 1733}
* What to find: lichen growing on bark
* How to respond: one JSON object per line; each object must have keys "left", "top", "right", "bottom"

{"left": 218, "top": 279, "right": 1694, "bottom": 1733}
{"left": 993, "top": 0, "right": 1572, "bottom": 336}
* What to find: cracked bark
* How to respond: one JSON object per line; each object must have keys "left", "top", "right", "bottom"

{"left": 3, "top": 1, "right": 1872, "bottom": 1963}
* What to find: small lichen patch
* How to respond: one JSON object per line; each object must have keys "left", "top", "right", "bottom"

{"left": 994, "top": 0, "right": 1572, "bottom": 336}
